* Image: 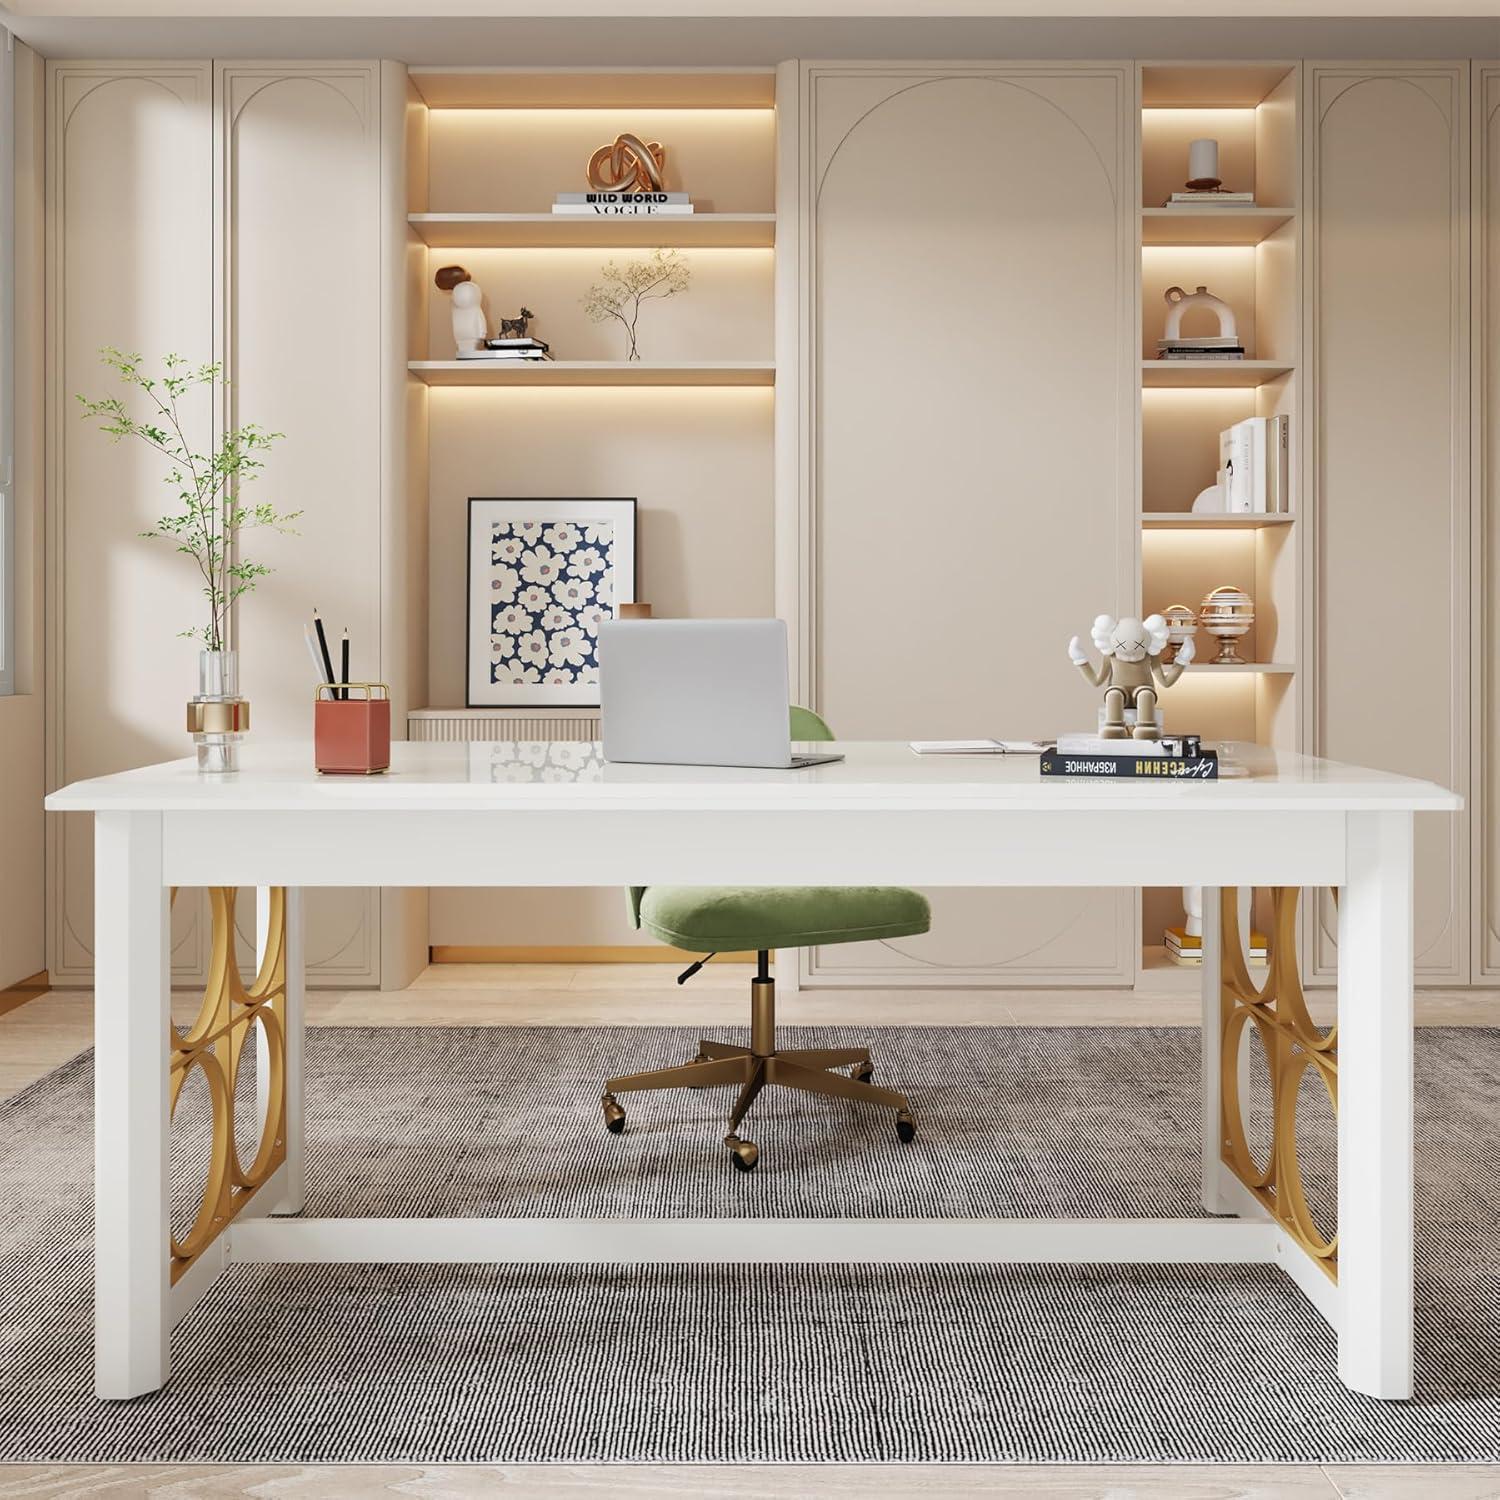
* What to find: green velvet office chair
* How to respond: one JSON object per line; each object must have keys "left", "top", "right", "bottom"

{"left": 601, "top": 706, "right": 932, "bottom": 1172}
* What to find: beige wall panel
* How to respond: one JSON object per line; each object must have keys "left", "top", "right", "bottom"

{"left": 427, "top": 108, "right": 775, "bottom": 214}
{"left": 804, "top": 66, "right": 1133, "bottom": 985}
{"left": 1311, "top": 66, "right": 1469, "bottom": 979}
{"left": 425, "top": 386, "right": 772, "bottom": 947}
{"left": 419, "top": 246, "right": 772, "bottom": 364}
{"left": 0, "top": 43, "right": 47, "bottom": 989}
{"left": 47, "top": 63, "right": 215, "bottom": 984}
{"left": 1480, "top": 69, "right": 1500, "bottom": 977}
{"left": 219, "top": 63, "right": 384, "bottom": 984}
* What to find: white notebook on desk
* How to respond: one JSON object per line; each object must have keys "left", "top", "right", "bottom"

{"left": 908, "top": 739, "right": 1049, "bottom": 755}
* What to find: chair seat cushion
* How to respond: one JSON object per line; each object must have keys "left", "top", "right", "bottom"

{"left": 637, "top": 885, "right": 931, "bottom": 954}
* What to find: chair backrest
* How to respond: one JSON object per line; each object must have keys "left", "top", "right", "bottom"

{"left": 789, "top": 704, "right": 835, "bottom": 742}
{"left": 627, "top": 705, "right": 833, "bottom": 926}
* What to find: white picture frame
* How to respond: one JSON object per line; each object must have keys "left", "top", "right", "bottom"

{"left": 466, "top": 497, "right": 637, "bottom": 708}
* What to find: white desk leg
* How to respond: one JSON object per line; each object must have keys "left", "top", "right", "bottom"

{"left": 1337, "top": 810, "right": 1415, "bottom": 1399}
{"left": 93, "top": 811, "right": 171, "bottom": 1399}
{"left": 258, "top": 886, "right": 305, "bottom": 1214}
{"left": 1199, "top": 885, "right": 1230, "bottom": 1213}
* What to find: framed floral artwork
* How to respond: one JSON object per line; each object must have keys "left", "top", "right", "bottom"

{"left": 466, "top": 497, "right": 637, "bottom": 707}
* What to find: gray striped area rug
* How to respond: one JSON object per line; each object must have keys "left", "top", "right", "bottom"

{"left": 1, "top": 1024, "right": 1498, "bottom": 1464}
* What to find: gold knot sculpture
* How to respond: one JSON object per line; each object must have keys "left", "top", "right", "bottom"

{"left": 586, "top": 132, "right": 666, "bottom": 193}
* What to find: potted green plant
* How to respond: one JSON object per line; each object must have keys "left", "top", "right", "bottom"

{"left": 77, "top": 349, "right": 298, "bottom": 772}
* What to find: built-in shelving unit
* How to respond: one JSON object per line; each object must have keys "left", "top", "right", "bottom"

{"left": 1137, "top": 60, "right": 1303, "bottom": 966}
{"left": 408, "top": 360, "right": 775, "bottom": 387}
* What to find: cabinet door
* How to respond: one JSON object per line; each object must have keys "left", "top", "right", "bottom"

{"left": 217, "top": 64, "right": 384, "bottom": 985}
{"left": 1478, "top": 68, "right": 1500, "bottom": 979}
{"left": 47, "top": 63, "right": 216, "bottom": 985}
{"left": 1310, "top": 65, "right": 1469, "bottom": 980}
{"left": 786, "top": 64, "right": 1136, "bottom": 986}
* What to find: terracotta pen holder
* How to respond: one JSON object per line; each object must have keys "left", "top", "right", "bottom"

{"left": 314, "top": 682, "right": 391, "bottom": 775}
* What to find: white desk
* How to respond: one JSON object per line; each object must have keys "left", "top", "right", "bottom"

{"left": 46, "top": 740, "right": 1461, "bottom": 1403}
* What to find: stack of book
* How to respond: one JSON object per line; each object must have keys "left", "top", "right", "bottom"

{"left": 1162, "top": 190, "right": 1256, "bottom": 207}
{"left": 1220, "top": 414, "right": 1290, "bottom": 512}
{"left": 456, "top": 338, "right": 553, "bottom": 363}
{"left": 1156, "top": 334, "right": 1244, "bottom": 361}
{"left": 552, "top": 192, "right": 694, "bottom": 217}
{"left": 1164, "top": 924, "right": 1267, "bottom": 967}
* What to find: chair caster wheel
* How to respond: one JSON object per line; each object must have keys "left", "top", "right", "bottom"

{"left": 725, "top": 1134, "right": 760, "bottom": 1172}
{"left": 853, "top": 1062, "right": 874, "bottom": 1083}
{"left": 602, "top": 1093, "right": 626, "bottom": 1134}
{"left": 895, "top": 1110, "right": 916, "bottom": 1143}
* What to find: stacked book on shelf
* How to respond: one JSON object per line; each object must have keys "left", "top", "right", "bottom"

{"left": 1162, "top": 190, "right": 1256, "bottom": 207}
{"left": 552, "top": 192, "right": 694, "bottom": 217}
{"left": 1220, "top": 415, "right": 1290, "bottom": 513}
{"left": 1163, "top": 924, "right": 1268, "bottom": 967}
{"left": 456, "top": 338, "right": 553, "bottom": 363}
{"left": 1157, "top": 334, "right": 1244, "bottom": 362}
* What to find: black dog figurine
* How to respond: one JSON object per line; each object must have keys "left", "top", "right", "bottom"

{"left": 498, "top": 307, "right": 534, "bottom": 340}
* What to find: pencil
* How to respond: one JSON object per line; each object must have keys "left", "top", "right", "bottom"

{"left": 304, "top": 624, "right": 330, "bottom": 686}
{"left": 312, "top": 610, "right": 337, "bottom": 698}
{"left": 340, "top": 629, "right": 350, "bottom": 701}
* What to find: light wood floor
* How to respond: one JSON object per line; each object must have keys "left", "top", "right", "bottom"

{"left": 0, "top": 1464, "right": 1498, "bottom": 1498}
{"left": 3, "top": 964, "right": 1497, "bottom": 1498}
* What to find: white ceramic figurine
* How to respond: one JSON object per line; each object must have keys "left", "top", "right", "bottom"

{"left": 435, "top": 264, "right": 488, "bottom": 354}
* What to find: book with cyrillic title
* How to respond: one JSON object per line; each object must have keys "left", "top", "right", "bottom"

{"left": 1040, "top": 750, "right": 1219, "bottom": 780}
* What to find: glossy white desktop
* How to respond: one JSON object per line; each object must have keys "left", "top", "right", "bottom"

{"left": 46, "top": 741, "right": 1460, "bottom": 1402}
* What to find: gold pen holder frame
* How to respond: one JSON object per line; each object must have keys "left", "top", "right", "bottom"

{"left": 314, "top": 681, "right": 392, "bottom": 775}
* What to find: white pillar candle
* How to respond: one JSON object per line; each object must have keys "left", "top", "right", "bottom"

{"left": 1187, "top": 137, "right": 1220, "bottom": 186}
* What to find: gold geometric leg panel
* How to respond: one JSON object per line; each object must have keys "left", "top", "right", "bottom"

{"left": 168, "top": 887, "right": 288, "bottom": 1284}
{"left": 1219, "top": 886, "right": 1338, "bottom": 1280}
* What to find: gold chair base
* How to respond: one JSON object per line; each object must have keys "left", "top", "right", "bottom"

{"left": 602, "top": 974, "right": 915, "bottom": 1170}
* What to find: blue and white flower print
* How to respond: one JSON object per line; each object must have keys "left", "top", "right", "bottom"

{"left": 489, "top": 519, "right": 614, "bottom": 688}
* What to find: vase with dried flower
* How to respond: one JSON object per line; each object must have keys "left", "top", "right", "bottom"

{"left": 77, "top": 349, "right": 298, "bottom": 772}
{"left": 581, "top": 247, "right": 692, "bottom": 362}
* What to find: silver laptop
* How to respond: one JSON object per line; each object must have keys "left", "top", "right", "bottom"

{"left": 599, "top": 618, "right": 844, "bottom": 770}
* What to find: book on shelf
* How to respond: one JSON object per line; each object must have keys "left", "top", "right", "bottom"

{"left": 1162, "top": 191, "right": 1256, "bottom": 205}
{"left": 1156, "top": 335, "right": 1241, "bottom": 351}
{"left": 1157, "top": 349, "right": 1245, "bottom": 361}
{"left": 455, "top": 348, "right": 554, "bottom": 361}
{"left": 555, "top": 192, "right": 692, "bottom": 204}
{"left": 551, "top": 203, "right": 695, "bottom": 216}
{"left": 483, "top": 337, "right": 550, "bottom": 352}
{"left": 1164, "top": 924, "right": 1267, "bottom": 965}
{"left": 1219, "top": 414, "right": 1290, "bottom": 513}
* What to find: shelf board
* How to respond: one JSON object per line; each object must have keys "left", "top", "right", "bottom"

{"left": 1181, "top": 662, "right": 1297, "bottom": 675}
{"left": 1140, "top": 207, "right": 1295, "bottom": 246}
{"left": 1142, "top": 360, "right": 1294, "bottom": 389}
{"left": 408, "top": 212, "right": 775, "bottom": 249}
{"left": 409, "top": 360, "right": 774, "bottom": 388}
{"left": 1142, "top": 512, "right": 1295, "bottom": 529}
{"left": 409, "top": 69, "right": 776, "bottom": 110}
